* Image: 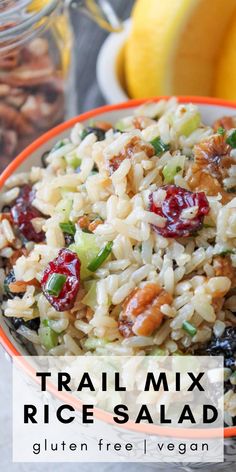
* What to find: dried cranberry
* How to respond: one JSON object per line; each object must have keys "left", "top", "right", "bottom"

{"left": 149, "top": 185, "right": 210, "bottom": 238}
{"left": 41, "top": 248, "right": 80, "bottom": 312}
{"left": 11, "top": 185, "right": 45, "bottom": 243}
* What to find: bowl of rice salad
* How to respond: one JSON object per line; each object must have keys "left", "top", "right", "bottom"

{"left": 1, "top": 96, "right": 236, "bottom": 439}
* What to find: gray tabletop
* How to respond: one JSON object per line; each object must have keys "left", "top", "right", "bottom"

{"left": 73, "top": 0, "right": 134, "bottom": 112}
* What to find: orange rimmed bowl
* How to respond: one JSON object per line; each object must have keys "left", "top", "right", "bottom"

{"left": 1, "top": 97, "right": 236, "bottom": 465}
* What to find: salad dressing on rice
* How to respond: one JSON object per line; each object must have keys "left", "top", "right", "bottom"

{"left": 1, "top": 98, "right": 236, "bottom": 424}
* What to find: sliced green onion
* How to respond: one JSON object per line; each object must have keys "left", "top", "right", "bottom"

{"left": 56, "top": 196, "right": 73, "bottom": 220}
{"left": 60, "top": 222, "right": 76, "bottom": 236}
{"left": 203, "top": 223, "right": 214, "bottom": 228}
{"left": 39, "top": 322, "right": 58, "bottom": 350}
{"left": 115, "top": 120, "right": 126, "bottom": 132}
{"left": 226, "top": 130, "right": 236, "bottom": 148}
{"left": 217, "top": 127, "right": 225, "bottom": 135}
{"left": 87, "top": 242, "right": 113, "bottom": 272}
{"left": 218, "top": 249, "right": 235, "bottom": 256}
{"left": 45, "top": 273, "right": 67, "bottom": 297}
{"left": 182, "top": 320, "right": 197, "bottom": 337}
{"left": 150, "top": 136, "right": 170, "bottom": 155}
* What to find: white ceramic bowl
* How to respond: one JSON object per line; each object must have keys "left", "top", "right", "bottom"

{"left": 1, "top": 98, "right": 236, "bottom": 450}
{"left": 97, "top": 19, "right": 130, "bottom": 103}
{"left": 1, "top": 96, "right": 236, "bottom": 359}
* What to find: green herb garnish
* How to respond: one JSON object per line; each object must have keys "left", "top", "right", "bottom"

{"left": 182, "top": 321, "right": 197, "bottom": 337}
{"left": 87, "top": 242, "right": 113, "bottom": 272}
{"left": 217, "top": 127, "right": 225, "bottom": 135}
{"left": 203, "top": 223, "right": 214, "bottom": 229}
{"left": 60, "top": 222, "right": 76, "bottom": 236}
{"left": 150, "top": 136, "right": 170, "bottom": 155}
{"left": 45, "top": 273, "right": 67, "bottom": 297}
{"left": 226, "top": 130, "right": 236, "bottom": 148}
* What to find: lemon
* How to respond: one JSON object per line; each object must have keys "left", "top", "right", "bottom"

{"left": 125, "top": 0, "right": 236, "bottom": 99}
{"left": 215, "top": 12, "right": 236, "bottom": 100}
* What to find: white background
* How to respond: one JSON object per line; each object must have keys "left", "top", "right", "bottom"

{"left": 0, "top": 346, "right": 225, "bottom": 471}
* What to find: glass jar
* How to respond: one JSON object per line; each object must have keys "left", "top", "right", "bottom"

{"left": 0, "top": 0, "right": 122, "bottom": 171}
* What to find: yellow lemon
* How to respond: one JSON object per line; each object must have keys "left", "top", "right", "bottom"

{"left": 215, "top": 12, "right": 236, "bottom": 100}
{"left": 125, "top": 0, "right": 236, "bottom": 99}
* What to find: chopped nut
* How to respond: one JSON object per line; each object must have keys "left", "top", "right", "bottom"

{"left": 9, "top": 278, "right": 40, "bottom": 293}
{"left": 213, "top": 256, "right": 236, "bottom": 288}
{"left": 108, "top": 136, "right": 155, "bottom": 174}
{"left": 213, "top": 116, "right": 236, "bottom": 131}
{"left": 133, "top": 116, "right": 156, "bottom": 130}
{"left": 0, "top": 103, "right": 33, "bottom": 135}
{"left": 77, "top": 215, "right": 90, "bottom": 229}
{"left": 118, "top": 283, "right": 173, "bottom": 337}
{"left": 9, "top": 248, "right": 27, "bottom": 266}
{"left": 88, "top": 218, "right": 103, "bottom": 232}
{"left": 188, "top": 134, "right": 234, "bottom": 203}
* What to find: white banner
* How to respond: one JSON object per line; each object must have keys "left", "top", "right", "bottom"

{"left": 12, "top": 355, "right": 224, "bottom": 462}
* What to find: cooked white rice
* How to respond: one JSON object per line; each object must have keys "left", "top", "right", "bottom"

{"left": 1, "top": 98, "right": 236, "bottom": 421}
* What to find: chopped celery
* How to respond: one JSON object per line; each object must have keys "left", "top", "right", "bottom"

{"left": 82, "top": 281, "right": 97, "bottom": 310}
{"left": 84, "top": 337, "right": 108, "bottom": 350}
{"left": 65, "top": 152, "right": 81, "bottom": 170}
{"left": 39, "top": 320, "right": 58, "bottom": 350}
{"left": 163, "top": 155, "right": 185, "bottom": 183}
{"left": 171, "top": 105, "right": 201, "bottom": 137}
{"left": 56, "top": 197, "right": 73, "bottom": 221}
{"left": 69, "top": 229, "right": 100, "bottom": 279}
{"left": 115, "top": 120, "right": 126, "bottom": 132}
{"left": 148, "top": 347, "right": 167, "bottom": 356}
